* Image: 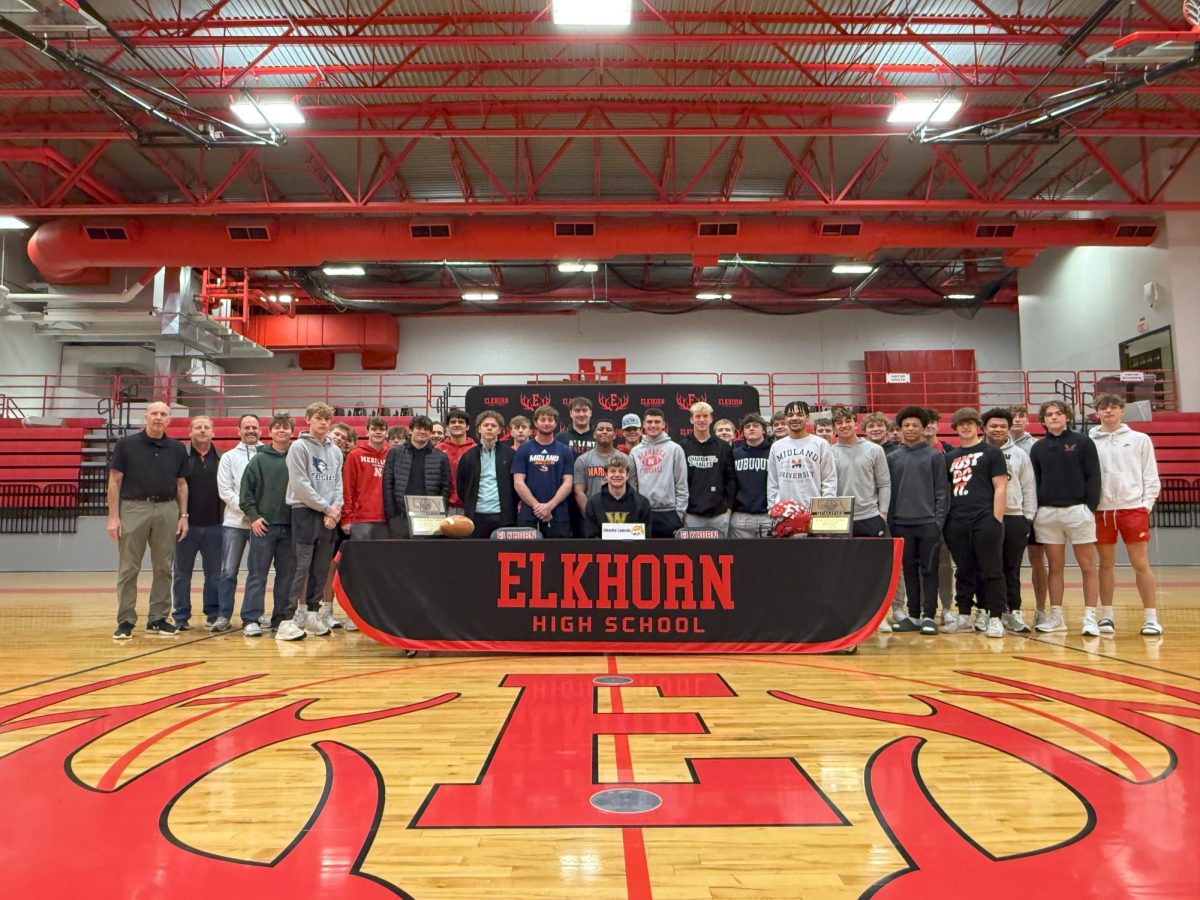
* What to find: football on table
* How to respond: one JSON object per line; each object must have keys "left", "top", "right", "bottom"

{"left": 439, "top": 515, "right": 475, "bottom": 538}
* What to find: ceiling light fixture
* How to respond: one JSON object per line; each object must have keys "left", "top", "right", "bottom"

{"left": 462, "top": 291, "right": 499, "bottom": 301}
{"left": 321, "top": 265, "right": 366, "bottom": 276}
{"left": 230, "top": 99, "right": 306, "bottom": 127}
{"left": 278, "top": 294, "right": 293, "bottom": 304}
{"left": 944, "top": 293, "right": 976, "bottom": 301}
{"left": 831, "top": 263, "right": 876, "bottom": 275}
{"left": 552, "top": 0, "right": 632, "bottom": 26}
{"left": 696, "top": 292, "right": 733, "bottom": 301}
{"left": 0, "top": 215, "right": 29, "bottom": 230}
{"left": 557, "top": 262, "right": 599, "bottom": 273}
{"left": 887, "top": 98, "right": 963, "bottom": 125}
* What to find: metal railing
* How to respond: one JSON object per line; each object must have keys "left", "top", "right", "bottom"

{"left": 0, "top": 368, "right": 1184, "bottom": 421}
{"left": 1151, "top": 478, "right": 1200, "bottom": 529}
{"left": 0, "top": 482, "right": 79, "bottom": 534}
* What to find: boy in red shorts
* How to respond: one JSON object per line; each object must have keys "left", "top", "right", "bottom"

{"left": 1090, "top": 394, "right": 1162, "bottom": 635}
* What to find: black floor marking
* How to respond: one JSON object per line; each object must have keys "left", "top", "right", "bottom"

{"left": 0, "top": 632, "right": 225, "bottom": 698}
{"left": 1022, "top": 633, "right": 1200, "bottom": 683}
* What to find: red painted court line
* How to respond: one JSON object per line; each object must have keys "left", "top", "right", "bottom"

{"left": 607, "top": 654, "right": 654, "bottom": 900}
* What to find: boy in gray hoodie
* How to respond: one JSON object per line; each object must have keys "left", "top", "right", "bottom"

{"left": 284, "top": 401, "right": 343, "bottom": 639}
{"left": 886, "top": 406, "right": 949, "bottom": 633}
{"left": 629, "top": 408, "right": 688, "bottom": 537}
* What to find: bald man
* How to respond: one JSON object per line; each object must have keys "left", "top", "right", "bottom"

{"left": 107, "top": 402, "right": 188, "bottom": 639}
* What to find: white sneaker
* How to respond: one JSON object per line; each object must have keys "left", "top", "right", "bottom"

{"left": 1097, "top": 617, "right": 1115, "bottom": 635}
{"left": 878, "top": 619, "right": 893, "bottom": 632}
{"left": 209, "top": 616, "right": 230, "bottom": 633}
{"left": 1034, "top": 608, "right": 1047, "bottom": 628}
{"left": 1141, "top": 620, "right": 1163, "bottom": 636}
{"left": 304, "top": 609, "right": 331, "bottom": 636}
{"left": 317, "top": 601, "right": 342, "bottom": 630}
{"left": 1035, "top": 608, "right": 1067, "bottom": 633}
{"left": 973, "top": 608, "right": 989, "bottom": 632}
{"left": 243, "top": 622, "right": 262, "bottom": 637}
{"left": 274, "top": 620, "right": 306, "bottom": 641}
{"left": 941, "top": 613, "right": 969, "bottom": 633}
{"left": 1006, "top": 610, "right": 1032, "bottom": 634}
{"left": 259, "top": 616, "right": 274, "bottom": 631}
{"left": 292, "top": 608, "right": 307, "bottom": 631}
{"left": 1081, "top": 615, "right": 1100, "bottom": 637}
{"left": 986, "top": 617, "right": 1004, "bottom": 638}
{"left": 343, "top": 614, "right": 359, "bottom": 632}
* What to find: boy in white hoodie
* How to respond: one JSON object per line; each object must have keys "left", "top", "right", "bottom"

{"left": 1090, "top": 394, "right": 1162, "bottom": 635}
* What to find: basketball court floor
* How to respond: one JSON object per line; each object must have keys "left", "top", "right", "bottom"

{"left": 1, "top": 569, "right": 1197, "bottom": 898}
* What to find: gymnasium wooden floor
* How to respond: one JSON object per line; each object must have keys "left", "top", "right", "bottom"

{"left": 1, "top": 569, "right": 1197, "bottom": 899}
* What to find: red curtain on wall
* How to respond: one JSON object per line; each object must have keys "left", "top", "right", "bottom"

{"left": 864, "top": 350, "right": 979, "bottom": 412}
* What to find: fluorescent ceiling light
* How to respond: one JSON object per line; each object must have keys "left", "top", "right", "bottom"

{"left": 230, "top": 100, "right": 306, "bottom": 127}
{"left": 887, "top": 98, "right": 963, "bottom": 125}
{"left": 832, "top": 264, "right": 875, "bottom": 275}
{"left": 558, "top": 262, "right": 599, "bottom": 273}
{"left": 462, "top": 291, "right": 499, "bottom": 301}
{"left": 944, "top": 293, "right": 975, "bottom": 301}
{"left": 552, "top": 0, "right": 631, "bottom": 26}
{"left": 322, "top": 265, "right": 366, "bottom": 276}
{"left": 0, "top": 215, "right": 29, "bottom": 230}
{"left": 278, "top": 294, "right": 293, "bottom": 304}
{"left": 696, "top": 292, "right": 732, "bottom": 301}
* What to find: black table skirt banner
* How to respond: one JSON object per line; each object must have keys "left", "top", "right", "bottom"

{"left": 335, "top": 537, "right": 902, "bottom": 654}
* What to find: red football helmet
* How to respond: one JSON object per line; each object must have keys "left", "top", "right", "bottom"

{"left": 767, "top": 500, "right": 812, "bottom": 537}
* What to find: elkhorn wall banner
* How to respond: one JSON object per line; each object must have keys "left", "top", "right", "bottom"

{"left": 336, "top": 538, "right": 902, "bottom": 653}
{"left": 464, "top": 384, "right": 761, "bottom": 438}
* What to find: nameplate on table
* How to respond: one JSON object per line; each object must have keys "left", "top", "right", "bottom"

{"left": 602, "top": 523, "right": 647, "bottom": 540}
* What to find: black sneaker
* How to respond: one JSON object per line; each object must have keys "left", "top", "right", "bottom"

{"left": 175, "top": 620, "right": 191, "bottom": 632}
{"left": 112, "top": 622, "right": 133, "bottom": 640}
{"left": 895, "top": 617, "right": 921, "bottom": 632}
{"left": 146, "top": 619, "right": 178, "bottom": 636}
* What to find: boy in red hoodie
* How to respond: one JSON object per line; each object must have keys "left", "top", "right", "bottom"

{"left": 439, "top": 408, "right": 477, "bottom": 514}
{"left": 342, "top": 416, "right": 390, "bottom": 540}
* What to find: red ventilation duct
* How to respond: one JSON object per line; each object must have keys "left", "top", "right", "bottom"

{"left": 241, "top": 313, "right": 398, "bottom": 370}
{"left": 27, "top": 215, "right": 1159, "bottom": 282}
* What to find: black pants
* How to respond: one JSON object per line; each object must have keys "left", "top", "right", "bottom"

{"left": 518, "top": 514, "right": 571, "bottom": 538}
{"left": 1002, "top": 515, "right": 1031, "bottom": 611}
{"left": 472, "top": 512, "right": 504, "bottom": 539}
{"left": 943, "top": 514, "right": 1006, "bottom": 618}
{"left": 891, "top": 522, "right": 941, "bottom": 619}
{"left": 650, "top": 509, "right": 683, "bottom": 539}
{"left": 852, "top": 515, "right": 889, "bottom": 538}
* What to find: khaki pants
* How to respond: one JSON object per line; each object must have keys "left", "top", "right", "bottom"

{"left": 117, "top": 500, "right": 177, "bottom": 625}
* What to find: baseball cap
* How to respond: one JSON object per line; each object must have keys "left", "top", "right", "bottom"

{"left": 621, "top": 413, "right": 642, "bottom": 429}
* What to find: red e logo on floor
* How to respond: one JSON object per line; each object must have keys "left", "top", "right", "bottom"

{"left": 412, "top": 672, "right": 846, "bottom": 828}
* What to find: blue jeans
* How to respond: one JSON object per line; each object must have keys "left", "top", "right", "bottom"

{"left": 217, "top": 526, "right": 251, "bottom": 620}
{"left": 172, "top": 523, "right": 222, "bottom": 624}
{"left": 245, "top": 525, "right": 296, "bottom": 628}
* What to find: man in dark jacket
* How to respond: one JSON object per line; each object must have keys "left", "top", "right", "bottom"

{"left": 887, "top": 406, "right": 950, "bottom": 635}
{"left": 456, "top": 410, "right": 517, "bottom": 538}
{"left": 383, "top": 414, "right": 451, "bottom": 537}
{"left": 682, "top": 400, "right": 737, "bottom": 536}
{"left": 584, "top": 456, "right": 652, "bottom": 538}
{"left": 1029, "top": 399, "right": 1102, "bottom": 635}
{"left": 729, "top": 413, "right": 771, "bottom": 538}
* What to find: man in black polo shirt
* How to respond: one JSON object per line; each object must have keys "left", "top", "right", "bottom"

{"left": 172, "top": 415, "right": 225, "bottom": 632}
{"left": 107, "top": 401, "right": 188, "bottom": 639}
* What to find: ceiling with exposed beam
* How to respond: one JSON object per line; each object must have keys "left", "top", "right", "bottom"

{"left": 1, "top": 0, "right": 1198, "bottom": 313}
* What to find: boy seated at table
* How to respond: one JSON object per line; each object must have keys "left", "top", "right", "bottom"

{"left": 584, "top": 456, "right": 652, "bottom": 538}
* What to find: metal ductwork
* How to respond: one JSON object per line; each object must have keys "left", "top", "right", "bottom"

{"left": 27, "top": 215, "right": 1160, "bottom": 283}
{"left": 241, "top": 313, "right": 398, "bottom": 370}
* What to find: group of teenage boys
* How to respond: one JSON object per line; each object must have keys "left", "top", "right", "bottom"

{"left": 108, "top": 390, "right": 1162, "bottom": 643}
